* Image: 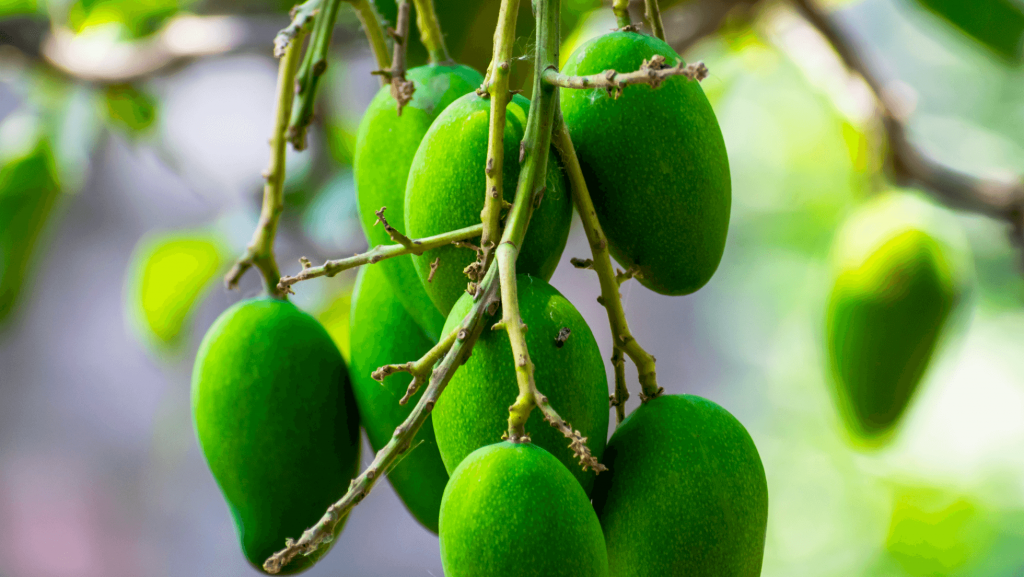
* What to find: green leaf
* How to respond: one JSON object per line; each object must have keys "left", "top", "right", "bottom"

{"left": 0, "top": 140, "right": 61, "bottom": 325}
{"left": 0, "top": 0, "right": 39, "bottom": 19}
{"left": 126, "top": 231, "right": 225, "bottom": 350}
{"left": 104, "top": 83, "right": 158, "bottom": 135}
{"left": 912, "top": 0, "right": 1024, "bottom": 62}
{"left": 67, "top": 0, "right": 184, "bottom": 38}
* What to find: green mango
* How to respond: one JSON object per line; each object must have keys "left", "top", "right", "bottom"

{"left": 192, "top": 298, "right": 360, "bottom": 574}
{"left": 592, "top": 394, "right": 768, "bottom": 577}
{"left": 560, "top": 32, "right": 731, "bottom": 296}
{"left": 439, "top": 441, "right": 610, "bottom": 577}
{"left": 826, "top": 192, "right": 971, "bottom": 442}
{"left": 354, "top": 63, "right": 483, "bottom": 339}
{"left": 404, "top": 94, "right": 572, "bottom": 315}
{"left": 0, "top": 143, "right": 60, "bottom": 325}
{"left": 433, "top": 275, "right": 608, "bottom": 493}
{"left": 348, "top": 264, "right": 449, "bottom": 533}
{"left": 913, "top": 0, "right": 1024, "bottom": 62}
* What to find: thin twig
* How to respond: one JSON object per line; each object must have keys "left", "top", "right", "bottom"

{"left": 384, "top": 0, "right": 415, "bottom": 114}
{"left": 552, "top": 113, "right": 662, "bottom": 402}
{"left": 791, "top": 0, "right": 1024, "bottom": 248}
{"left": 349, "top": 0, "right": 392, "bottom": 75}
{"left": 372, "top": 327, "right": 460, "bottom": 404}
{"left": 645, "top": 0, "right": 665, "bottom": 41}
{"left": 287, "top": 0, "right": 391, "bottom": 150}
{"left": 608, "top": 347, "right": 628, "bottom": 424}
{"left": 612, "top": 0, "right": 632, "bottom": 29}
{"left": 276, "top": 222, "right": 483, "bottom": 294}
{"left": 411, "top": 0, "right": 451, "bottom": 63}
{"left": 275, "top": 0, "right": 322, "bottom": 57}
{"left": 542, "top": 58, "right": 707, "bottom": 97}
{"left": 373, "top": 206, "right": 415, "bottom": 248}
{"left": 479, "top": 0, "right": 521, "bottom": 271}
{"left": 263, "top": 263, "right": 503, "bottom": 574}
{"left": 224, "top": 27, "right": 309, "bottom": 294}
{"left": 498, "top": 0, "right": 605, "bottom": 473}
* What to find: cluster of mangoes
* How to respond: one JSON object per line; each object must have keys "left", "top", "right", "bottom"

{"left": 192, "top": 28, "right": 769, "bottom": 576}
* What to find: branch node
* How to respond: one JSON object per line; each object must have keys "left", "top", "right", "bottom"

{"left": 428, "top": 258, "right": 440, "bottom": 282}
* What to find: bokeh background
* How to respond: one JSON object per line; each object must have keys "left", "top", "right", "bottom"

{"left": 2, "top": 0, "right": 1024, "bottom": 575}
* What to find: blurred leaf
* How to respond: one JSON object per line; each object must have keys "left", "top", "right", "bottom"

{"left": 23, "top": 70, "right": 103, "bottom": 192}
{"left": 126, "top": 231, "right": 226, "bottom": 350}
{"left": 911, "top": 0, "right": 1024, "bottom": 63}
{"left": 0, "top": 0, "right": 38, "bottom": 18}
{"left": 103, "top": 83, "right": 158, "bottom": 135}
{"left": 885, "top": 486, "right": 996, "bottom": 576}
{"left": 0, "top": 139, "right": 60, "bottom": 325}
{"left": 67, "top": 0, "right": 184, "bottom": 38}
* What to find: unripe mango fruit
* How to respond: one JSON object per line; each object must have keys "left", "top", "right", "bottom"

{"left": 433, "top": 275, "right": 608, "bottom": 493}
{"left": 826, "top": 192, "right": 971, "bottom": 442}
{"left": 439, "top": 441, "right": 610, "bottom": 577}
{"left": 348, "top": 264, "right": 449, "bottom": 533}
{"left": 191, "top": 299, "right": 360, "bottom": 573}
{"left": 405, "top": 93, "right": 572, "bottom": 316}
{"left": 355, "top": 64, "right": 483, "bottom": 339}
{"left": 592, "top": 394, "right": 768, "bottom": 577}
{"left": 560, "top": 32, "right": 730, "bottom": 295}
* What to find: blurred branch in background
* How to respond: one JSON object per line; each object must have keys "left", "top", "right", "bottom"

{"left": 790, "top": 0, "right": 1024, "bottom": 260}
{"left": 666, "top": 0, "right": 762, "bottom": 54}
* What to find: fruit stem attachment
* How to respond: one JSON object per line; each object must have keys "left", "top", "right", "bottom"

{"left": 411, "top": 0, "right": 452, "bottom": 63}
{"left": 276, "top": 222, "right": 484, "bottom": 294}
{"left": 348, "top": 0, "right": 392, "bottom": 75}
{"left": 645, "top": 0, "right": 665, "bottom": 41}
{"left": 552, "top": 112, "right": 663, "bottom": 406}
{"left": 612, "top": 0, "right": 631, "bottom": 29}
{"left": 542, "top": 59, "right": 708, "bottom": 96}
{"left": 479, "top": 0, "right": 520, "bottom": 271}
{"left": 285, "top": 0, "right": 345, "bottom": 150}
{"left": 274, "top": 0, "right": 321, "bottom": 57}
{"left": 376, "top": 0, "right": 415, "bottom": 114}
{"left": 373, "top": 326, "right": 460, "bottom": 404}
{"left": 496, "top": 0, "right": 605, "bottom": 472}
{"left": 224, "top": 27, "right": 308, "bottom": 296}
{"left": 263, "top": 263, "right": 504, "bottom": 574}
{"left": 286, "top": 0, "right": 391, "bottom": 150}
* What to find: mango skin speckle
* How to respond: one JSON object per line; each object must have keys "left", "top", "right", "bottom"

{"left": 191, "top": 298, "right": 361, "bottom": 574}
{"left": 433, "top": 275, "right": 609, "bottom": 494}
{"left": 592, "top": 394, "right": 768, "bottom": 577}
{"left": 439, "top": 441, "right": 609, "bottom": 577}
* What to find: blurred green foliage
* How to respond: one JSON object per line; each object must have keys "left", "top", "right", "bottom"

{"left": 885, "top": 486, "right": 995, "bottom": 576}
{"left": 0, "top": 0, "right": 38, "bottom": 18}
{"left": 0, "top": 140, "right": 60, "bottom": 324}
{"left": 126, "top": 231, "right": 226, "bottom": 351}
{"left": 66, "top": 0, "right": 186, "bottom": 38}
{"left": 104, "top": 83, "right": 158, "bottom": 135}
{"left": 911, "top": 0, "right": 1024, "bottom": 62}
